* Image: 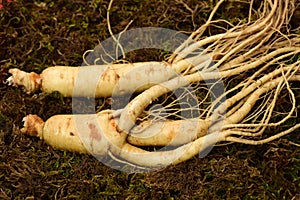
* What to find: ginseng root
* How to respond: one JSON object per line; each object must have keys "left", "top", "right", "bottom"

{"left": 8, "top": 0, "right": 300, "bottom": 169}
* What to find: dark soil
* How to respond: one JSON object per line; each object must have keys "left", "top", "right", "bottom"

{"left": 1, "top": 0, "right": 300, "bottom": 199}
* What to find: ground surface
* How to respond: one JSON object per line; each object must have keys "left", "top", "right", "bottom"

{"left": 0, "top": 0, "right": 300, "bottom": 199}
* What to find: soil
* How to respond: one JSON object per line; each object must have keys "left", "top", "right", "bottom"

{"left": 1, "top": 0, "right": 300, "bottom": 199}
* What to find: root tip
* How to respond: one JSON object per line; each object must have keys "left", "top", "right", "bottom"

{"left": 21, "top": 114, "right": 45, "bottom": 138}
{"left": 7, "top": 68, "right": 41, "bottom": 93}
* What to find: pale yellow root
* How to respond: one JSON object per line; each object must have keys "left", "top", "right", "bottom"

{"left": 128, "top": 118, "right": 210, "bottom": 146}
{"left": 21, "top": 111, "right": 129, "bottom": 155}
{"left": 22, "top": 114, "right": 90, "bottom": 154}
{"left": 20, "top": 112, "right": 224, "bottom": 168}
{"left": 116, "top": 131, "right": 225, "bottom": 167}
{"left": 7, "top": 59, "right": 194, "bottom": 97}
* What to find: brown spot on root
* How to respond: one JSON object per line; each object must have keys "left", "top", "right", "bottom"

{"left": 88, "top": 123, "right": 101, "bottom": 141}
{"left": 29, "top": 72, "right": 41, "bottom": 92}
{"left": 115, "top": 73, "right": 120, "bottom": 80}
{"left": 166, "top": 130, "right": 175, "bottom": 140}
{"left": 110, "top": 119, "right": 117, "bottom": 129}
{"left": 116, "top": 124, "right": 123, "bottom": 134}
{"left": 110, "top": 119, "right": 123, "bottom": 135}
{"left": 102, "top": 68, "right": 120, "bottom": 83}
{"left": 69, "top": 132, "right": 74, "bottom": 136}
{"left": 66, "top": 117, "right": 71, "bottom": 128}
